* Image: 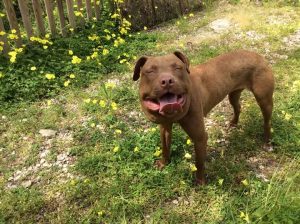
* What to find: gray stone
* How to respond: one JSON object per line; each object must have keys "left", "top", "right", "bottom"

{"left": 209, "top": 19, "right": 231, "bottom": 33}
{"left": 40, "top": 149, "right": 50, "bottom": 158}
{"left": 21, "top": 180, "right": 32, "bottom": 188}
{"left": 39, "top": 129, "right": 57, "bottom": 137}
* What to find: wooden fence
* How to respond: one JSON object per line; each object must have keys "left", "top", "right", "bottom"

{"left": 0, "top": 0, "right": 203, "bottom": 56}
{"left": 0, "top": 0, "right": 104, "bottom": 55}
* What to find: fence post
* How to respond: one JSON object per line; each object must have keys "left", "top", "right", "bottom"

{"left": 17, "top": 0, "right": 34, "bottom": 39}
{"left": 94, "top": 0, "right": 101, "bottom": 20}
{"left": 77, "top": 0, "right": 83, "bottom": 8}
{"left": 76, "top": 0, "right": 85, "bottom": 26}
{"left": 66, "top": 0, "right": 76, "bottom": 29}
{"left": 3, "top": 0, "right": 22, "bottom": 47}
{"left": 32, "top": 0, "right": 46, "bottom": 36}
{"left": 178, "top": 0, "right": 184, "bottom": 15}
{"left": 56, "top": 0, "right": 67, "bottom": 37}
{"left": 0, "top": 17, "right": 10, "bottom": 56}
{"left": 44, "top": 0, "right": 56, "bottom": 36}
{"left": 86, "top": 0, "right": 93, "bottom": 20}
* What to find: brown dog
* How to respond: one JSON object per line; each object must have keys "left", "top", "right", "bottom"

{"left": 133, "top": 50, "right": 274, "bottom": 184}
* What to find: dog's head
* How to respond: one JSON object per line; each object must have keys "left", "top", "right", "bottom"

{"left": 133, "top": 51, "right": 191, "bottom": 123}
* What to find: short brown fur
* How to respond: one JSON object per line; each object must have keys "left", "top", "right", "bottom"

{"left": 133, "top": 50, "right": 274, "bottom": 184}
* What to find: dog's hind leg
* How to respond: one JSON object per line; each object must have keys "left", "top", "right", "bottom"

{"left": 252, "top": 69, "right": 274, "bottom": 148}
{"left": 228, "top": 89, "right": 243, "bottom": 127}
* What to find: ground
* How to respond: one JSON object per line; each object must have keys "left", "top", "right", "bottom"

{"left": 0, "top": 1, "right": 300, "bottom": 223}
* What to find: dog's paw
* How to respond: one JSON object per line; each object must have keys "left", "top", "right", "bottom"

{"left": 228, "top": 121, "right": 238, "bottom": 129}
{"left": 154, "top": 160, "right": 166, "bottom": 170}
{"left": 195, "top": 177, "right": 206, "bottom": 186}
{"left": 263, "top": 142, "right": 274, "bottom": 152}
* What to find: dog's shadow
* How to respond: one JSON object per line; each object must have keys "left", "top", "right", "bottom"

{"left": 168, "top": 103, "right": 297, "bottom": 187}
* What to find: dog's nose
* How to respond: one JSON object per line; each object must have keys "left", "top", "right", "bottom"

{"left": 161, "top": 76, "right": 175, "bottom": 88}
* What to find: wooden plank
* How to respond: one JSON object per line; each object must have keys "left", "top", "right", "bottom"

{"left": 86, "top": 0, "right": 93, "bottom": 20}
{"left": 17, "top": 0, "right": 34, "bottom": 39}
{"left": 66, "top": 0, "right": 76, "bottom": 29}
{"left": 0, "top": 17, "right": 10, "bottom": 55}
{"left": 76, "top": 0, "right": 85, "bottom": 26}
{"left": 44, "top": 0, "right": 56, "bottom": 35}
{"left": 32, "top": 0, "right": 46, "bottom": 36}
{"left": 3, "top": 0, "right": 22, "bottom": 47}
{"left": 77, "top": 0, "right": 83, "bottom": 9}
{"left": 178, "top": 0, "right": 184, "bottom": 15}
{"left": 56, "top": 0, "right": 67, "bottom": 37}
{"left": 94, "top": 0, "right": 101, "bottom": 20}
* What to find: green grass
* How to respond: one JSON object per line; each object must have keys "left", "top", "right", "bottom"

{"left": 0, "top": 1, "right": 300, "bottom": 223}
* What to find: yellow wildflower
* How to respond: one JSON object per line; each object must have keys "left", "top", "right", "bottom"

{"left": 105, "top": 82, "right": 116, "bottom": 89}
{"left": 134, "top": 146, "right": 139, "bottom": 152}
{"left": 45, "top": 34, "right": 50, "bottom": 39}
{"left": 71, "top": 56, "right": 82, "bottom": 64}
{"left": 88, "top": 34, "right": 100, "bottom": 41}
{"left": 102, "top": 49, "right": 109, "bottom": 55}
{"left": 144, "top": 26, "right": 148, "bottom": 30}
{"left": 69, "top": 74, "right": 75, "bottom": 79}
{"left": 70, "top": 179, "right": 76, "bottom": 186}
{"left": 47, "top": 100, "right": 52, "bottom": 106}
{"left": 45, "top": 73, "right": 55, "bottom": 80}
{"left": 64, "top": 80, "right": 70, "bottom": 87}
{"left": 43, "top": 45, "right": 48, "bottom": 49}
{"left": 98, "top": 210, "right": 105, "bottom": 216}
{"left": 91, "top": 51, "right": 98, "bottom": 59}
{"left": 0, "top": 31, "right": 5, "bottom": 36}
{"left": 153, "top": 148, "right": 162, "bottom": 157}
{"left": 84, "top": 98, "right": 91, "bottom": 103}
{"left": 8, "top": 33, "right": 18, "bottom": 40}
{"left": 68, "top": 50, "right": 73, "bottom": 55}
{"left": 189, "top": 13, "right": 194, "bottom": 17}
{"left": 184, "top": 153, "right": 192, "bottom": 159}
{"left": 113, "top": 146, "right": 120, "bottom": 153}
{"left": 115, "top": 129, "right": 122, "bottom": 134}
{"left": 119, "top": 59, "right": 127, "bottom": 64}
{"left": 284, "top": 113, "right": 292, "bottom": 121}
{"left": 99, "top": 100, "right": 106, "bottom": 107}
{"left": 30, "top": 66, "right": 37, "bottom": 71}
{"left": 111, "top": 13, "right": 119, "bottom": 19}
{"left": 120, "top": 27, "right": 127, "bottom": 35}
{"left": 218, "top": 179, "right": 224, "bottom": 186}
{"left": 241, "top": 179, "right": 249, "bottom": 186}
{"left": 186, "top": 139, "right": 192, "bottom": 145}
{"left": 75, "top": 11, "right": 83, "bottom": 17}
{"left": 111, "top": 102, "right": 118, "bottom": 110}
{"left": 150, "top": 127, "right": 156, "bottom": 132}
{"left": 92, "top": 99, "right": 98, "bottom": 104}
{"left": 84, "top": 178, "right": 89, "bottom": 183}
{"left": 240, "top": 211, "right": 250, "bottom": 223}
{"left": 0, "top": 72, "right": 4, "bottom": 78}
{"left": 190, "top": 163, "right": 197, "bottom": 172}
{"left": 90, "top": 123, "right": 96, "bottom": 127}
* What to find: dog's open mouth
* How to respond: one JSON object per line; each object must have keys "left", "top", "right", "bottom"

{"left": 143, "top": 93, "right": 186, "bottom": 116}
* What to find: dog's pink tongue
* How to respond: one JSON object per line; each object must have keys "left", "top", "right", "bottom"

{"left": 159, "top": 94, "right": 182, "bottom": 115}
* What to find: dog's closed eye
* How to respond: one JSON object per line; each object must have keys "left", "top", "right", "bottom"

{"left": 145, "top": 70, "right": 155, "bottom": 74}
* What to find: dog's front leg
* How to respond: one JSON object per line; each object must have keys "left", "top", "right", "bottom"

{"left": 180, "top": 116, "right": 207, "bottom": 185}
{"left": 155, "top": 123, "right": 173, "bottom": 170}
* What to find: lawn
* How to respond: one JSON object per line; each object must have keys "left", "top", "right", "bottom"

{"left": 0, "top": 1, "right": 299, "bottom": 223}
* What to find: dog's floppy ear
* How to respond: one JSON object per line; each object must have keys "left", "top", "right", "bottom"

{"left": 133, "top": 56, "right": 148, "bottom": 81}
{"left": 174, "top": 51, "right": 190, "bottom": 73}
